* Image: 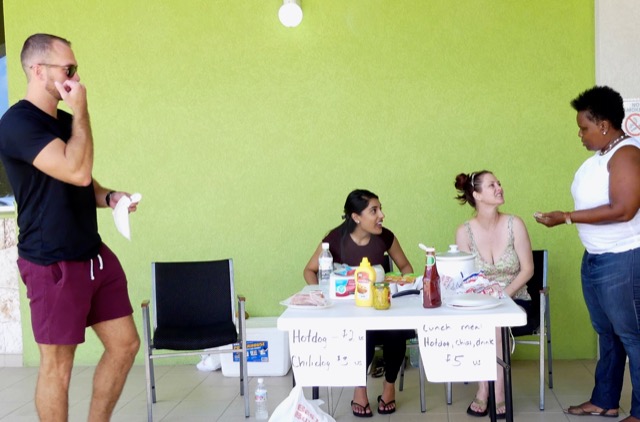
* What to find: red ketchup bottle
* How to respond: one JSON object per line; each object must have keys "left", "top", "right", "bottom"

{"left": 422, "top": 247, "right": 442, "bottom": 308}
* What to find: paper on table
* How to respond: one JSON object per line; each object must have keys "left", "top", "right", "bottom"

{"left": 113, "top": 193, "right": 142, "bottom": 240}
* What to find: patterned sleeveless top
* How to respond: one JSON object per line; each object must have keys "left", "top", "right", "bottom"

{"left": 464, "top": 215, "right": 530, "bottom": 301}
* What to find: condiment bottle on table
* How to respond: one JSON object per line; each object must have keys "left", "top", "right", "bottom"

{"left": 354, "top": 257, "right": 375, "bottom": 307}
{"left": 422, "top": 247, "right": 442, "bottom": 308}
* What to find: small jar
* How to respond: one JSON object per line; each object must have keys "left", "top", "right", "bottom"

{"left": 373, "top": 282, "right": 391, "bottom": 310}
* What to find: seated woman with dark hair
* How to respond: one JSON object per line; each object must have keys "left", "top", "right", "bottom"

{"left": 303, "top": 189, "right": 414, "bottom": 417}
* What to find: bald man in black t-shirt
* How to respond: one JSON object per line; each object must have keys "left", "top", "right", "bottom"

{"left": 0, "top": 33, "right": 140, "bottom": 422}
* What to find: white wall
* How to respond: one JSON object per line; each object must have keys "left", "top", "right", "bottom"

{"left": 596, "top": 0, "right": 640, "bottom": 97}
{"left": 0, "top": 217, "right": 21, "bottom": 367}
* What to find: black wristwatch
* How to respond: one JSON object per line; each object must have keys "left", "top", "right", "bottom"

{"left": 105, "top": 191, "right": 115, "bottom": 207}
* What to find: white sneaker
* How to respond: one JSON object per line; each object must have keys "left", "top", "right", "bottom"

{"left": 196, "top": 354, "right": 221, "bottom": 371}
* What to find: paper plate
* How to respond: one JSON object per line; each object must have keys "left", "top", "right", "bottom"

{"left": 446, "top": 301, "right": 502, "bottom": 311}
{"left": 446, "top": 293, "right": 499, "bottom": 307}
{"left": 279, "top": 295, "right": 333, "bottom": 309}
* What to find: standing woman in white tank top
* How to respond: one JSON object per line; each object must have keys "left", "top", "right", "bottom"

{"left": 536, "top": 86, "right": 640, "bottom": 421}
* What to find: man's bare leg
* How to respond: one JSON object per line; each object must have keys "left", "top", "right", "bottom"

{"left": 88, "top": 315, "right": 139, "bottom": 422}
{"left": 36, "top": 343, "right": 77, "bottom": 422}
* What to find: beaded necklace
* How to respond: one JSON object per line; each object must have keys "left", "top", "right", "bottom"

{"left": 599, "top": 133, "right": 629, "bottom": 156}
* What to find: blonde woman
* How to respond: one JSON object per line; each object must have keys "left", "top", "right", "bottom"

{"left": 454, "top": 171, "right": 534, "bottom": 419}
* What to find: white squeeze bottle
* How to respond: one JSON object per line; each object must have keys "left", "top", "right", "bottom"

{"left": 318, "top": 242, "right": 333, "bottom": 293}
{"left": 255, "top": 378, "right": 268, "bottom": 420}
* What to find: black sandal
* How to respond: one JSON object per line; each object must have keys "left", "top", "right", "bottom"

{"left": 377, "top": 395, "right": 396, "bottom": 415}
{"left": 351, "top": 400, "right": 373, "bottom": 418}
{"left": 466, "top": 398, "right": 489, "bottom": 417}
{"left": 371, "top": 366, "right": 385, "bottom": 378}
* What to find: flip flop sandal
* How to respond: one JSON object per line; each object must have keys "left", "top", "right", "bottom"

{"left": 350, "top": 400, "right": 373, "bottom": 418}
{"left": 377, "top": 395, "right": 396, "bottom": 415}
{"left": 466, "top": 398, "right": 489, "bottom": 417}
{"left": 496, "top": 401, "right": 506, "bottom": 420}
{"left": 371, "top": 366, "right": 385, "bottom": 378}
{"left": 565, "top": 403, "right": 619, "bottom": 418}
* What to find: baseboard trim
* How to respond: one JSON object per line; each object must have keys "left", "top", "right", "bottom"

{"left": 0, "top": 354, "right": 23, "bottom": 367}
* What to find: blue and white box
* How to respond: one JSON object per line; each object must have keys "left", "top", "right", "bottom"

{"left": 220, "top": 317, "right": 291, "bottom": 377}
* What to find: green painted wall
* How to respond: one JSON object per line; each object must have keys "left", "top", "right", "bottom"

{"left": 4, "top": 0, "right": 594, "bottom": 365}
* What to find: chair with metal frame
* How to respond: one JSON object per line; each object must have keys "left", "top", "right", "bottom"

{"left": 512, "top": 249, "right": 553, "bottom": 410}
{"left": 141, "top": 259, "right": 249, "bottom": 422}
{"left": 444, "top": 249, "right": 553, "bottom": 410}
{"left": 398, "top": 342, "right": 427, "bottom": 412}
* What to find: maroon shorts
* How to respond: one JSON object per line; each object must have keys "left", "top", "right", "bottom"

{"left": 18, "top": 243, "right": 134, "bottom": 345}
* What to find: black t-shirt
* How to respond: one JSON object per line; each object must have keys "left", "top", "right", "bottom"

{"left": 0, "top": 100, "right": 101, "bottom": 265}
{"left": 322, "top": 226, "right": 395, "bottom": 267}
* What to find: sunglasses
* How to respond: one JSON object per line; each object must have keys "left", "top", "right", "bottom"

{"left": 36, "top": 63, "right": 78, "bottom": 78}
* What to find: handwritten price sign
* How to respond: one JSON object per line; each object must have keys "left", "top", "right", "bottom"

{"left": 288, "top": 327, "right": 366, "bottom": 386}
{"left": 418, "top": 321, "right": 497, "bottom": 382}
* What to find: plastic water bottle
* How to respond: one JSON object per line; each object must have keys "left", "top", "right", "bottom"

{"left": 255, "top": 378, "right": 268, "bottom": 420}
{"left": 318, "top": 242, "right": 333, "bottom": 293}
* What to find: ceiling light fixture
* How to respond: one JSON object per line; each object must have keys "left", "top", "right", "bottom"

{"left": 279, "top": 0, "right": 303, "bottom": 28}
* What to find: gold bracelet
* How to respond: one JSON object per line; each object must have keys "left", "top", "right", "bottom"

{"left": 564, "top": 212, "right": 572, "bottom": 225}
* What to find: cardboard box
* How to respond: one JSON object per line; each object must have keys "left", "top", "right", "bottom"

{"left": 220, "top": 317, "right": 291, "bottom": 377}
{"left": 329, "top": 265, "right": 386, "bottom": 300}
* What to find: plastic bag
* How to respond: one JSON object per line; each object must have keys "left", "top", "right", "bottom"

{"left": 454, "top": 271, "right": 506, "bottom": 298}
{"left": 269, "top": 385, "right": 336, "bottom": 422}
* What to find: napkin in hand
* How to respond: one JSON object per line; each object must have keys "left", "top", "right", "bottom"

{"left": 113, "top": 193, "right": 142, "bottom": 240}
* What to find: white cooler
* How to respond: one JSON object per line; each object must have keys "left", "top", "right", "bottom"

{"left": 220, "top": 317, "right": 291, "bottom": 377}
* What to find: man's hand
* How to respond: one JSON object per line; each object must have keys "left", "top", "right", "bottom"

{"left": 109, "top": 191, "right": 140, "bottom": 213}
{"left": 54, "top": 80, "right": 87, "bottom": 114}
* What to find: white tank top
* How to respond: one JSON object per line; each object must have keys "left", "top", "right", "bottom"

{"left": 571, "top": 136, "right": 640, "bottom": 254}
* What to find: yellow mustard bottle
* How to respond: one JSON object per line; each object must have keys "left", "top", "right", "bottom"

{"left": 355, "top": 257, "right": 376, "bottom": 307}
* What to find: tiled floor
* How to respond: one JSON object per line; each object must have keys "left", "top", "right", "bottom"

{"left": 0, "top": 359, "right": 633, "bottom": 421}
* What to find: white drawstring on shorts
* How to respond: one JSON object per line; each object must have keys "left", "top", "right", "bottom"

{"left": 508, "top": 327, "right": 516, "bottom": 354}
{"left": 90, "top": 254, "right": 104, "bottom": 281}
